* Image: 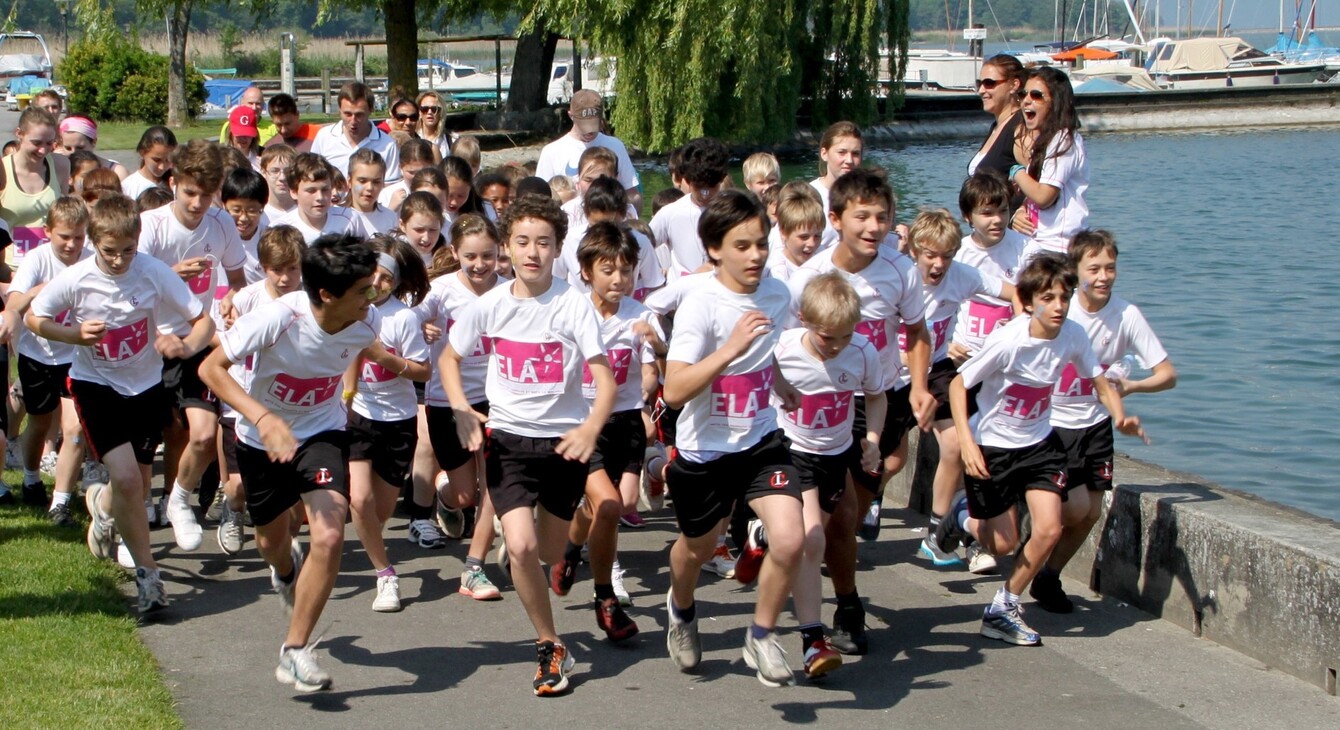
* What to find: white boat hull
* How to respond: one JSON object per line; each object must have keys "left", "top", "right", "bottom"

{"left": 1154, "top": 63, "right": 1326, "bottom": 89}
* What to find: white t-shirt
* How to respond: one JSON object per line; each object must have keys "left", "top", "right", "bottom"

{"left": 378, "top": 180, "right": 409, "bottom": 209}
{"left": 809, "top": 178, "right": 838, "bottom": 248}
{"left": 953, "top": 230, "right": 1038, "bottom": 352}
{"left": 446, "top": 278, "right": 605, "bottom": 438}
{"left": 222, "top": 280, "right": 283, "bottom": 419}
{"left": 774, "top": 328, "right": 884, "bottom": 455}
{"left": 1027, "top": 132, "right": 1089, "bottom": 254}
{"left": 414, "top": 272, "right": 507, "bottom": 406}
{"left": 121, "top": 171, "right": 159, "bottom": 201}
{"left": 583, "top": 297, "right": 661, "bottom": 413}
{"left": 667, "top": 276, "right": 790, "bottom": 457}
{"left": 765, "top": 250, "right": 802, "bottom": 283}
{"left": 138, "top": 205, "right": 247, "bottom": 336}
{"left": 535, "top": 133, "right": 640, "bottom": 192}
{"left": 901, "top": 262, "right": 1004, "bottom": 364}
{"left": 643, "top": 270, "right": 714, "bottom": 316}
{"left": 272, "top": 206, "right": 370, "bottom": 245}
{"left": 352, "top": 204, "right": 399, "bottom": 236}
{"left": 353, "top": 296, "right": 431, "bottom": 422}
{"left": 788, "top": 247, "right": 925, "bottom": 387}
{"left": 1051, "top": 294, "right": 1168, "bottom": 430}
{"left": 30, "top": 254, "right": 203, "bottom": 396}
{"left": 648, "top": 194, "right": 707, "bottom": 278}
{"left": 219, "top": 292, "right": 379, "bottom": 448}
{"left": 9, "top": 243, "right": 91, "bottom": 365}
{"left": 264, "top": 202, "right": 293, "bottom": 222}
{"left": 555, "top": 225, "right": 664, "bottom": 301}
{"left": 310, "top": 123, "right": 402, "bottom": 183}
{"left": 560, "top": 197, "right": 639, "bottom": 232}
{"left": 957, "top": 316, "right": 1101, "bottom": 449}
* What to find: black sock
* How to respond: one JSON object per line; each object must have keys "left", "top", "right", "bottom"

{"left": 800, "top": 623, "right": 825, "bottom": 647}
{"left": 278, "top": 567, "right": 295, "bottom": 585}
{"left": 672, "top": 599, "right": 696, "bottom": 624}
{"left": 594, "top": 583, "right": 615, "bottom": 601}
{"left": 836, "top": 590, "right": 861, "bottom": 610}
{"left": 564, "top": 541, "right": 583, "bottom": 563}
{"left": 407, "top": 499, "right": 433, "bottom": 521}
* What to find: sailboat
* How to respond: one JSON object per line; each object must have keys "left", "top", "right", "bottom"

{"left": 1266, "top": 0, "right": 1340, "bottom": 78}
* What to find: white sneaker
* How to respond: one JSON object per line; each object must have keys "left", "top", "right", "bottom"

{"left": 967, "top": 544, "right": 998, "bottom": 575}
{"left": 270, "top": 539, "right": 304, "bottom": 613}
{"left": 276, "top": 643, "right": 332, "bottom": 692}
{"left": 217, "top": 500, "right": 244, "bottom": 555}
{"left": 165, "top": 498, "right": 203, "bottom": 552}
{"left": 611, "top": 565, "right": 632, "bottom": 607}
{"left": 135, "top": 567, "right": 169, "bottom": 615}
{"left": 39, "top": 451, "right": 58, "bottom": 477}
{"left": 116, "top": 539, "right": 136, "bottom": 569}
{"left": 701, "top": 543, "right": 737, "bottom": 579}
{"left": 372, "top": 574, "right": 402, "bottom": 612}
{"left": 144, "top": 498, "right": 157, "bottom": 528}
{"left": 82, "top": 460, "right": 109, "bottom": 488}
{"left": 743, "top": 630, "right": 796, "bottom": 687}
{"left": 84, "top": 481, "right": 115, "bottom": 560}
{"left": 5, "top": 441, "right": 22, "bottom": 469}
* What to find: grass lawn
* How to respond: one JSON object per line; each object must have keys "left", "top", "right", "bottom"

{"left": 98, "top": 115, "right": 343, "bottom": 153}
{"left": 0, "top": 471, "right": 181, "bottom": 730}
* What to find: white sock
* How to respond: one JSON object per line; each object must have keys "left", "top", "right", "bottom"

{"left": 715, "top": 534, "right": 728, "bottom": 548}
{"left": 170, "top": 483, "right": 193, "bottom": 509}
{"left": 23, "top": 468, "right": 40, "bottom": 484}
{"left": 51, "top": 491, "right": 72, "bottom": 509}
{"left": 989, "top": 587, "right": 1020, "bottom": 614}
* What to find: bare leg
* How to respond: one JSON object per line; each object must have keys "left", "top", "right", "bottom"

{"left": 748, "top": 493, "right": 804, "bottom": 630}
{"left": 791, "top": 490, "right": 827, "bottom": 627}
{"left": 502, "top": 505, "right": 560, "bottom": 642}
{"left": 1004, "top": 490, "right": 1064, "bottom": 596}
{"left": 102, "top": 445, "right": 154, "bottom": 568}
{"left": 284, "top": 489, "right": 349, "bottom": 647}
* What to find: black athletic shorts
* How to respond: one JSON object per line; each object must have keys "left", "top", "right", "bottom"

{"left": 426, "top": 401, "right": 490, "bottom": 472}
{"left": 0, "top": 345, "right": 9, "bottom": 433}
{"left": 667, "top": 429, "right": 801, "bottom": 539}
{"left": 926, "top": 357, "right": 961, "bottom": 422}
{"left": 589, "top": 409, "right": 647, "bottom": 480}
{"left": 69, "top": 379, "right": 169, "bottom": 466}
{"left": 219, "top": 415, "right": 241, "bottom": 474}
{"left": 348, "top": 411, "right": 418, "bottom": 487}
{"left": 850, "top": 384, "right": 914, "bottom": 492}
{"left": 963, "top": 430, "right": 1069, "bottom": 521}
{"left": 486, "top": 429, "right": 588, "bottom": 521}
{"left": 236, "top": 429, "right": 350, "bottom": 527}
{"left": 162, "top": 346, "right": 218, "bottom": 413}
{"left": 17, "top": 355, "right": 70, "bottom": 416}
{"left": 1055, "top": 418, "right": 1115, "bottom": 492}
{"left": 791, "top": 443, "right": 862, "bottom": 515}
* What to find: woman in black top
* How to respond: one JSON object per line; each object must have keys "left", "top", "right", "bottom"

{"left": 967, "top": 55, "right": 1025, "bottom": 178}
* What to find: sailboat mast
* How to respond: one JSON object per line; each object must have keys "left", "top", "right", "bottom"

{"left": 1216, "top": 0, "right": 1223, "bottom": 35}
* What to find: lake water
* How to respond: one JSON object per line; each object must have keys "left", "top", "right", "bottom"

{"left": 635, "top": 126, "right": 1340, "bottom": 522}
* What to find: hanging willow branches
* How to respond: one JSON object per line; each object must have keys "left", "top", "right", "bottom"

{"left": 530, "top": 0, "right": 911, "bottom": 152}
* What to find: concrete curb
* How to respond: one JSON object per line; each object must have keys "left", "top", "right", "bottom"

{"left": 887, "top": 431, "right": 1340, "bottom": 695}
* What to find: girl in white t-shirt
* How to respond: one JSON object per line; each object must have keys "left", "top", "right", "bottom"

{"left": 774, "top": 272, "right": 886, "bottom": 680}
{"left": 120, "top": 126, "right": 176, "bottom": 201}
{"left": 940, "top": 253, "right": 1143, "bottom": 648}
{"left": 1009, "top": 67, "right": 1090, "bottom": 254}
{"left": 810, "top": 122, "right": 862, "bottom": 248}
{"left": 416, "top": 214, "right": 508, "bottom": 600}
{"left": 441, "top": 196, "right": 615, "bottom": 696}
{"left": 549, "top": 222, "right": 664, "bottom": 642}
{"left": 398, "top": 191, "right": 446, "bottom": 268}
{"left": 661, "top": 189, "right": 805, "bottom": 688}
{"left": 346, "top": 237, "right": 432, "bottom": 613}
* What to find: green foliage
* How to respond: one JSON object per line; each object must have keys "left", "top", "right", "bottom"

{"left": 59, "top": 33, "right": 207, "bottom": 124}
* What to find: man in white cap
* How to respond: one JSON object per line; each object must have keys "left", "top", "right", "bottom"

{"left": 535, "top": 89, "right": 641, "bottom": 212}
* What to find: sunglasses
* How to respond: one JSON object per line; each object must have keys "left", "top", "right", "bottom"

{"left": 419, "top": 105, "right": 442, "bottom": 114}
{"left": 976, "top": 77, "right": 1005, "bottom": 90}
{"left": 1021, "top": 89, "right": 1048, "bottom": 101}
{"left": 393, "top": 112, "right": 420, "bottom": 123}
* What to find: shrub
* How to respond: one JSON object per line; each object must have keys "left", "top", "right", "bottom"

{"left": 60, "top": 35, "right": 207, "bottom": 124}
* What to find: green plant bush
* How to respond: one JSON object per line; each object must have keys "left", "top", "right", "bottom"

{"left": 59, "top": 36, "right": 207, "bottom": 124}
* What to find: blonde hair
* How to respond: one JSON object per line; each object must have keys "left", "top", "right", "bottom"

{"left": 908, "top": 208, "right": 963, "bottom": 252}
{"left": 775, "top": 181, "right": 824, "bottom": 236}
{"left": 547, "top": 174, "right": 575, "bottom": 203}
{"left": 452, "top": 135, "right": 481, "bottom": 170}
{"left": 45, "top": 196, "right": 91, "bottom": 230}
{"left": 799, "top": 271, "right": 862, "bottom": 331}
{"left": 742, "top": 152, "right": 780, "bottom": 185}
{"left": 258, "top": 225, "right": 305, "bottom": 270}
{"left": 89, "top": 194, "right": 142, "bottom": 244}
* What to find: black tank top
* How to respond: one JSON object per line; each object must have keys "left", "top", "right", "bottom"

{"left": 972, "top": 111, "right": 1024, "bottom": 179}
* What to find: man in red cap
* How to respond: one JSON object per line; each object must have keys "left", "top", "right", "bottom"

{"left": 534, "top": 89, "right": 641, "bottom": 212}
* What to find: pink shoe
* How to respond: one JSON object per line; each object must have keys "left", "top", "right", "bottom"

{"left": 619, "top": 511, "right": 646, "bottom": 529}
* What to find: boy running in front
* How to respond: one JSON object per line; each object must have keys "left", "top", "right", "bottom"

{"left": 936, "top": 253, "right": 1145, "bottom": 646}
{"left": 439, "top": 195, "right": 616, "bottom": 696}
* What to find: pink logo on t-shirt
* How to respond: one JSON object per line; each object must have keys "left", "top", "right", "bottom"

{"left": 855, "top": 319, "right": 888, "bottom": 351}
{"left": 362, "top": 345, "right": 400, "bottom": 384}
{"left": 710, "top": 367, "right": 773, "bottom": 420}
{"left": 1000, "top": 382, "right": 1051, "bottom": 421}
{"left": 187, "top": 267, "right": 213, "bottom": 295}
{"left": 633, "top": 287, "right": 649, "bottom": 301}
{"left": 13, "top": 226, "right": 45, "bottom": 255}
{"left": 493, "top": 338, "right": 565, "bottom": 393}
{"left": 447, "top": 318, "right": 493, "bottom": 358}
{"left": 785, "top": 390, "right": 854, "bottom": 432}
{"left": 1054, "top": 362, "right": 1109, "bottom": 399}
{"left": 267, "top": 373, "right": 341, "bottom": 408}
{"left": 897, "top": 318, "right": 953, "bottom": 353}
{"left": 54, "top": 309, "right": 73, "bottom": 327}
{"left": 91, "top": 318, "right": 149, "bottom": 362}
{"left": 966, "top": 301, "right": 1014, "bottom": 340}
{"left": 214, "top": 284, "right": 230, "bottom": 301}
{"left": 582, "top": 346, "right": 633, "bottom": 387}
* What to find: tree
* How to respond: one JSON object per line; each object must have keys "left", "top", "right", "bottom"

{"left": 528, "top": 0, "right": 911, "bottom": 152}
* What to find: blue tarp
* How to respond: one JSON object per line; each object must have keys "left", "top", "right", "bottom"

{"left": 204, "top": 79, "right": 252, "bottom": 109}
{"left": 1074, "top": 77, "right": 1144, "bottom": 94}
{"left": 8, "top": 75, "right": 49, "bottom": 95}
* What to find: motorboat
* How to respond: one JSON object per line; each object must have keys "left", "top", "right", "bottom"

{"left": 547, "top": 56, "right": 617, "bottom": 104}
{"left": 0, "top": 31, "right": 52, "bottom": 80}
{"left": 417, "top": 59, "right": 511, "bottom": 97}
{"left": 1146, "top": 37, "right": 1326, "bottom": 89}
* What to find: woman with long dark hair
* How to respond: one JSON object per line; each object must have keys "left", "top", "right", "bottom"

{"left": 1010, "top": 66, "right": 1089, "bottom": 253}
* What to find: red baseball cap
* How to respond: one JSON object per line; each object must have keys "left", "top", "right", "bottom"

{"left": 229, "top": 106, "right": 259, "bottom": 139}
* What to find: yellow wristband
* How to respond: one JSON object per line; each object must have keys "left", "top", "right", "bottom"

{"left": 342, "top": 389, "right": 356, "bottom": 402}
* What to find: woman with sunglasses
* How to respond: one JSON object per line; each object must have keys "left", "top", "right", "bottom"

{"left": 968, "top": 54, "right": 1025, "bottom": 179}
{"left": 1010, "top": 66, "right": 1089, "bottom": 254}
{"left": 381, "top": 98, "right": 423, "bottom": 138}
{"left": 415, "top": 92, "right": 452, "bottom": 161}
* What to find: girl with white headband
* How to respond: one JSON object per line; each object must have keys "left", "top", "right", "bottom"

{"left": 57, "top": 116, "right": 129, "bottom": 180}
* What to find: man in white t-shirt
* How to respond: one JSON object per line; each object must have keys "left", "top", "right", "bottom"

{"left": 310, "top": 82, "right": 402, "bottom": 185}
{"left": 200, "top": 234, "right": 406, "bottom": 693}
{"left": 534, "top": 89, "right": 641, "bottom": 212}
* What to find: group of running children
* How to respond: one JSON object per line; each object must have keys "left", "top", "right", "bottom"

{"left": 2, "top": 104, "right": 1177, "bottom": 698}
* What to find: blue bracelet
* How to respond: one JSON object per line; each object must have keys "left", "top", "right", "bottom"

{"left": 1010, "top": 164, "right": 1027, "bottom": 179}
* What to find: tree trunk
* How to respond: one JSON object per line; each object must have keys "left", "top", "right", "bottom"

{"left": 166, "top": 0, "right": 193, "bottom": 128}
{"left": 506, "top": 20, "right": 559, "bottom": 113}
{"left": 384, "top": 0, "right": 419, "bottom": 101}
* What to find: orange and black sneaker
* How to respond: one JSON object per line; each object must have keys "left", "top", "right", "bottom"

{"left": 595, "top": 597, "right": 640, "bottom": 642}
{"left": 533, "top": 640, "right": 575, "bottom": 696}
{"left": 802, "top": 636, "right": 843, "bottom": 679}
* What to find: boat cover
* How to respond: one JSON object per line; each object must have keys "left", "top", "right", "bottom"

{"left": 0, "top": 54, "right": 50, "bottom": 78}
{"left": 1149, "top": 37, "right": 1259, "bottom": 73}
